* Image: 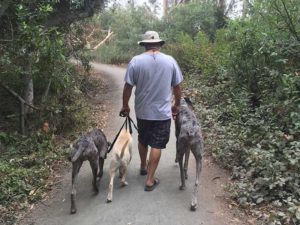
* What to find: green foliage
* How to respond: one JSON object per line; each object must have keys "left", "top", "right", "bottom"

{"left": 0, "top": 2, "right": 97, "bottom": 221}
{"left": 0, "top": 132, "right": 67, "bottom": 208}
{"left": 0, "top": 1, "right": 93, "bottom": 133}
{"left": 162, "top": 1, "right": 219, "bottom": 41}
{"left": 91, "top": 1, "right": 222, "bottom": 64}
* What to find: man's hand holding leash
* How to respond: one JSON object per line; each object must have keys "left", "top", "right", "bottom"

{"left": 120, "top": 105, "right": 130, "bottom": 117}
{"left": 172, "top": 104, "right": 180, "bottom": 120}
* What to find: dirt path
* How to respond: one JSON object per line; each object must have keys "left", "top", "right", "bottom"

{"left": 18, "top": 63, "right": 253, "bottom": 225}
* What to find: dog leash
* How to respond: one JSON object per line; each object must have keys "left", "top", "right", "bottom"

{"left": 107, "top": 114, "right": 138, "bottom": 154}
{"left": 119, "top": 111, "right": 138, "bottom": 134}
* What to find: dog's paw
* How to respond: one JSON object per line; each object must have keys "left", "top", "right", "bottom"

{"left": 190, "top": 198, "right": 198, "bottom": 211}
{"left": 93, "top": 181, "right": 100, "bottom": 193}
{"left": 190, "top": 203, "right": 197, "bottom": 211}
{"left": 121, "top": 181, "right": 128, "bottom": 187}
{"left": 93, "top": 185, "right": 99, "bottom": 193}
{"left": 70, "top": 207, "right": 77, "bottom": 214}
{"left": 106, "top": 199, "right": 112, "bottom": 203}
{"left": 179, "top": 185, "right": 186, "bottom": 190}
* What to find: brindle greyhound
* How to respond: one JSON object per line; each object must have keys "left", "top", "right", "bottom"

{"left": 175, "top": 97, "right": 204, "bottom": 211}
{"left": 69, "top": 128, "right": 109, "bottom": 214}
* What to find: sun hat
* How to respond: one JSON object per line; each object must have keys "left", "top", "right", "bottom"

{"left": 138, "top": 31, "right": 165, "bottom": 46}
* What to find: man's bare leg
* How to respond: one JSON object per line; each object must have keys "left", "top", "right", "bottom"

{"left": 138, "top": 142, "right": 148, "bottom": 171}
{"left": 146, "top": 148, "right": 161, "bottom": 186}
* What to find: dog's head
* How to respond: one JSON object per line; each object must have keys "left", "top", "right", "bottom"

{"left": 183, "top": 97, "right": 194, "bottom": 110}
{"left": 179, "top": 97, "right": 194, "bottom": 111}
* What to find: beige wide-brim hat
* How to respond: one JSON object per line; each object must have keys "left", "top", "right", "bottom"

{"left": 138, "top": 31, "right": 165, "bottom": 46}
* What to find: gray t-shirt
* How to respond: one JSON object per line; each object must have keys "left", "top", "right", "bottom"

{"left": 124, "top": 52, "right": 183, "bottom": 120}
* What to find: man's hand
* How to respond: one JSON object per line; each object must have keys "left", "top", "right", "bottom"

{"left": 172, "top": 84, "right": 181, "bottom": 120}
{"left": 120, "top": 106, "right": 130, "bottom": 117}
{"left": 171, "top": 104, "right": 180, "bottom": 120}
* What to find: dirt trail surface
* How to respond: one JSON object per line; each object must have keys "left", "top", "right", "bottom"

{"left": 18, "top": 63, "right": 252, "bottom": 225}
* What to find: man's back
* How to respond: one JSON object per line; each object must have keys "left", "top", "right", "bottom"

{"left": 124, "top": 52, "right": 183, "bottom": 120}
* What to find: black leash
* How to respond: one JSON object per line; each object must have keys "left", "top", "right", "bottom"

{"left": 107, "top": 114, "right": 138, "bottom": 154}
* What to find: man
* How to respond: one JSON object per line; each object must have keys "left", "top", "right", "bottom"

{"left": 120, "top": 31, "right": 183, "bottom": 191}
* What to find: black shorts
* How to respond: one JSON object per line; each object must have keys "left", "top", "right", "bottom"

{"left": 137, "top": 118, "right": 171, "bottom": 149}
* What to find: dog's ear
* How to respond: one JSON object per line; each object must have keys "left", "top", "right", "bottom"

{"left": 184, "top": 97, "right": 194, "bottom": 110}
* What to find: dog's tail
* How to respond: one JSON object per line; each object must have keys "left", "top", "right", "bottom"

{"left": 71, "top": 148, "right": 83, "bottom": 162}
{"left": 116, "top": 139, "right": 129, "bottom": 160}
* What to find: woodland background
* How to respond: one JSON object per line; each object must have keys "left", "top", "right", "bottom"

{"left": 0, "top": 0, "right": 299, "bottom": 224}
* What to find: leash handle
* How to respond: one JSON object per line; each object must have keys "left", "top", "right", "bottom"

{"left": 119, "top": 111, "right": 127, "bottom": 117}
{"left": 107, "top": 115, "right": 138, "bottom": 154}
{"left": 120, "top": 111, "right": 137, "bottom": 134}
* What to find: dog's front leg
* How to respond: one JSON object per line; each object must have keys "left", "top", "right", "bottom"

{"left": 71, "top": 161, "right": 83, "bottom": 214}
{"left": 107, "top": 161, "right": 117, "bottom": 203}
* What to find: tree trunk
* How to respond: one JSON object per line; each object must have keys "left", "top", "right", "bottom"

{"left": 163, "top": 0, "right": 168, "bottom": 17}
{"left": 42, "top": 78, "right": 52, "bottom": 103}
{"left": 218, "top": 0, "right": 226, "bottom": 13}
{"left": 23, "top": 55, "right": 34, "bottom": 114}
{"left": 20, "top": 102, "right": 25, "bottom": 135}
{"left": 242, "top": 0, "right": 249, "bottom": 17}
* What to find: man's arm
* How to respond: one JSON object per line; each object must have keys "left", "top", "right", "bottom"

{"left": 173, "top": 84, "right": 181, "bottom": 106}
{"left": 172, "top": 84, "right": 182, "bottom": 119}
{"left": 121, "top": 83, "right": 133, "bottom": 116}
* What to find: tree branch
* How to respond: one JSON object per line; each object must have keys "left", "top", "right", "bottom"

{"left": 280, "top": 0, "right": 299, "bottom": 41}
{"left": 273, "top": 1, "right": 299, "bottom": 42}
{"left": 87, "top": 28, "right": 95, "bottom": 39}
{"left": 0, "top": 81, "right": 39, "bottom": 111}
{"left": 92, "top": 29, "right": 113, "bottom": 50}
